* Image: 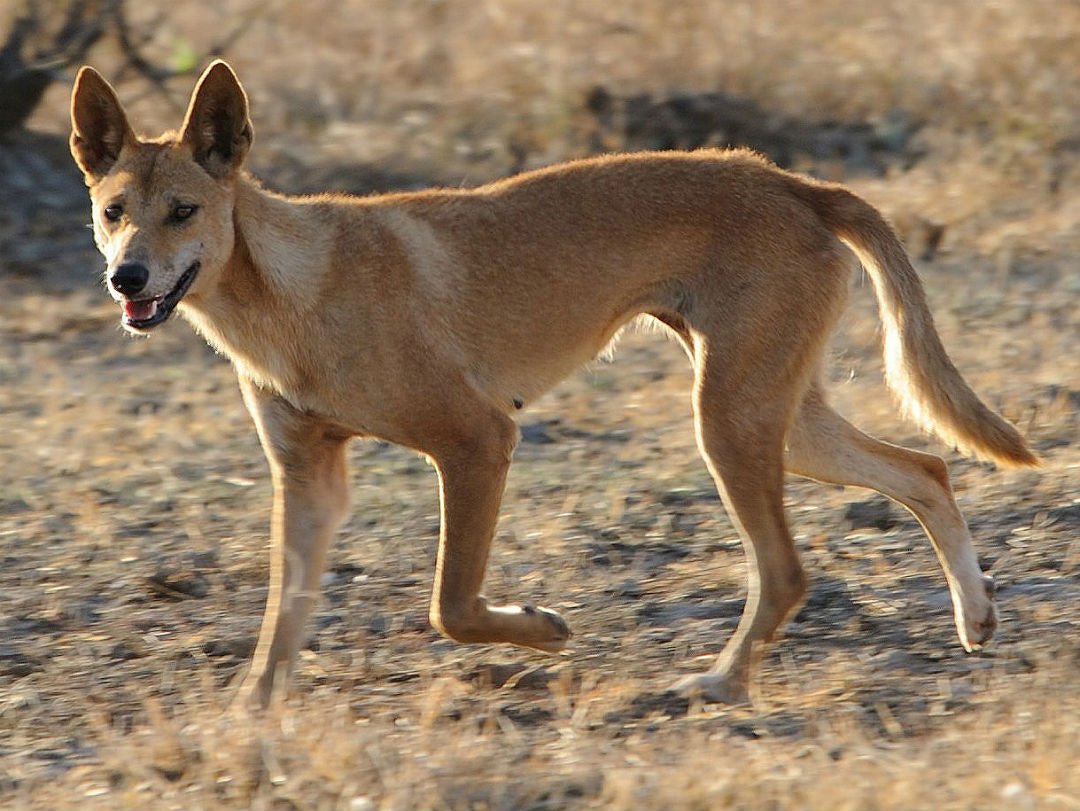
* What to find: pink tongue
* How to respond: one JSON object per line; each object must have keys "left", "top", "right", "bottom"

{"left": 124, "top": 299, "right": 159, "bottom": 321}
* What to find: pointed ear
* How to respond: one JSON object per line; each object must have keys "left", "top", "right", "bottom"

{"left": 70, "top": 67, "right": 136, "bottom": 183}
{"left": 180, "top": 60, "right": 253, "bottom": 179}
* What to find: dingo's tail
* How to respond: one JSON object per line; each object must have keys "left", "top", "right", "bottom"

{"left": 798, "top": 182, "right": 1037, "bottom": 468}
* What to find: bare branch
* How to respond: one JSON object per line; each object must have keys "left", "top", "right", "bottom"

{"left": 0, "top": 0, "right": 257, "bottom": 132}
{"left": 111, "top": 1, "right": 263, "bottom": 109}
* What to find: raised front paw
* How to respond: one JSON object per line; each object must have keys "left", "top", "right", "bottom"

{"left": 431, "top": 597, "right": 572, "bottom": 651}
{"left": 518, "top": 603, "right": 572, "bottom": 652}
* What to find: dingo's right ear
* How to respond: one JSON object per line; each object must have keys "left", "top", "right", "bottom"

{"left": 70, "top": 67, "right": 136, "bottom": 184}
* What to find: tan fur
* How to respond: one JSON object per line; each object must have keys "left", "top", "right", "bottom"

{"left": 70, "top": 62, "right": 1036, "bottom": 709}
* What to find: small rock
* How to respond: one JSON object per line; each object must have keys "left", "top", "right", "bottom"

{"left": 146, "top": 568, "right": 210, "bottom": 599}
{"left": 109, "top": 641, "right": 145, "bottom": 661}
{"left": 202, "top": 635, "right": 256, "bottom": 659}
{"left": 469, "top": 663, "right": 554, "bottom": 689}
{"left": 0, "top": 648, "right": 41, "bottom": 677}
{"left": 843, "top": 498, "right": 897, "bottom": 531}
{"left": 520, "top": 420, "right": 559, "bottom": 444}
{"left": 607, "top": 578, "right": 643, "bottom": 598}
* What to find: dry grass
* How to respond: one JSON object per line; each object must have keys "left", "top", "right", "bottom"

{"left": 4, "top": 1, "right": 1080, "bottom": 809}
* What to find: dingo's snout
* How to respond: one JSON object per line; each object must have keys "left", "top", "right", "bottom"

{"left": 109, "top": 262, "right": 150, "bottom": 297}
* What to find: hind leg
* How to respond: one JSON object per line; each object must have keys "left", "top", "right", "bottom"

{"left": 785, "top": 383, "right": 996, "bottom": 650}
{"left": 670, "top": 346, "right": 810, "bottom": 703}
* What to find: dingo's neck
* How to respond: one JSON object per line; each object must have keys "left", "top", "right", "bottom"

{"left": 180, "top": 175, "right": 333, "bottom": 399}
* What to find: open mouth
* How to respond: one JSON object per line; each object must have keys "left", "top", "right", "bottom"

{"left": 121, "top": 262, "right": 200, "bottom": 331}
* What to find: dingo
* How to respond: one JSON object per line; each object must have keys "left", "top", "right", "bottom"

{"left": 70, "top": 61, "right": 1036, "bottom": 708}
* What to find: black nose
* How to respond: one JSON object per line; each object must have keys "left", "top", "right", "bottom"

{"left": 110, "top": 263, "right": 150, "bottom": 296}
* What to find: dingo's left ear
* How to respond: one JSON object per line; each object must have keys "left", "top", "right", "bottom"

{"left": 70, "top": 67, "right": 136, "bottom": 183}
{"left": 180, "top": 60, "right": 253, "bottom": 179}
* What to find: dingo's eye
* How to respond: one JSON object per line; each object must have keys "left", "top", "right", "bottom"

{"left": 172, "top": 204, "right": 197, "bottom": 222}
{"left": 103, "top": 204, "right": 123, "bottom": 222}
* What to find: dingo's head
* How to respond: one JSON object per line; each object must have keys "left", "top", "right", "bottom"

{"left": 70, "top": 61, "right": 252, "bottom": 333}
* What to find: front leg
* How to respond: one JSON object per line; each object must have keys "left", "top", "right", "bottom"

{"left": 427, "top": 409, "right": 571, "bottom": 652}
{"left": 235, "top": 378, "right": 351, "bottom": 709}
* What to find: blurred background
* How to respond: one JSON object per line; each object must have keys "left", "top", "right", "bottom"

{"left": 1, "top": 2, "right": 1078, "bottom": 809}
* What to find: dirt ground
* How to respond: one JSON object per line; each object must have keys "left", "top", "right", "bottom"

{"left": 2, "top": 2, "right": 1079, "bottom": 809}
